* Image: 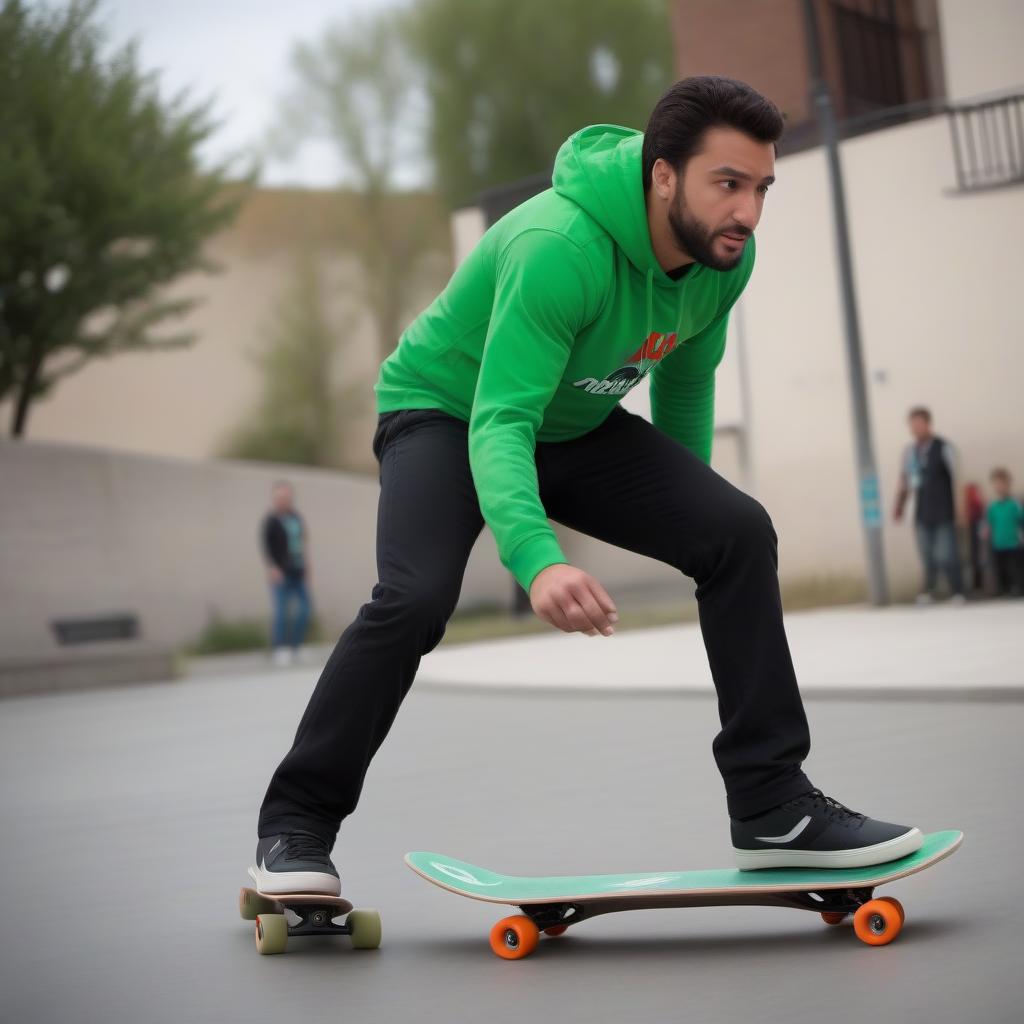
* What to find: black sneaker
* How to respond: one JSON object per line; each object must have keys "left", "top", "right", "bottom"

{"left": 731, "top": 789, "right": 923, "bottom": 870}
{"left": 252, "top": 830, "right": 341, "bottom": 895}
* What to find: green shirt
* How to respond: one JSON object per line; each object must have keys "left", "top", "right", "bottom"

{"left": 987, "top": 498, "right": 1024, "bottom": 550}
{"left": 375, "top": 125, "right": 754, "bottom": 591}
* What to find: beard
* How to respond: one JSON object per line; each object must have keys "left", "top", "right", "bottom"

{"left": 667, "top": 189, "right": 749, "bottom": 271}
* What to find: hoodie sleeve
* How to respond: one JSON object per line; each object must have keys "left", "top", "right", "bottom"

{"left": 649, "top": 240, "right": 755, "bottom": 464}
{"left": 469, "top": 229, "right": 597, "bottom": 592}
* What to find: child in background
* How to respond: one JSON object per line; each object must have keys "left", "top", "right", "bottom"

{"left": 982, "top": 469, "right": 1024, "bottom": 597}
{"left": 964, "top": 482, "right": 987, "bottom": 594}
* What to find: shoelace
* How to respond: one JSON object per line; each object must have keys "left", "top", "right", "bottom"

{"left": 283, "top": 831, "right": 330, "bottom": 861}
{"left": 787, "top": 788, "right": 866, "bottom": 829}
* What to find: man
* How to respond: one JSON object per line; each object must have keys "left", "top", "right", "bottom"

{"left": 893, "top": 407, "right": 967, "bottom": 605}
{"left": 252, "top": 77, "right": 922, "bottom": 896}
{"left": 260, "top": 481, "right": 313, "bottom": 667}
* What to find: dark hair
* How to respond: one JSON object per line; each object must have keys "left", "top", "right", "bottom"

{"left": 908, "top": 406, "right": 932, "bottom": 422}
{"left": 990, "top": 467, "right": 1010, "bottom": 482}
{"left": 642, "top": 76, "right": 785, "bottom": 192}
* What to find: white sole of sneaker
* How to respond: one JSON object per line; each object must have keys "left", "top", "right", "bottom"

{"left": 732, "top": 827, "right": 925, "bottom": 871}
{"left": 248, "top": 863, "right": 341, "bottom": 896}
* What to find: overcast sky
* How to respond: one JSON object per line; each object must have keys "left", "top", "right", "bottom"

{"left": 40, "top": 0, "right": 409, "bottom": 188}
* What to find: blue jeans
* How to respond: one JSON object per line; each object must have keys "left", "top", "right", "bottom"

{"left": 914, "top": 521, "right": 964, "bottom": 596}
{"left": 271, "top": 574, "right": 311, "bottom": 648}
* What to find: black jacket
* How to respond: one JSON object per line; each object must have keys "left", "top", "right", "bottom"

{"left": 261, "top": 512, "right": 307, "bottom": 575}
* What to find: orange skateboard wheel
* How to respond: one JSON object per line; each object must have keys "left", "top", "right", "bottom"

{"left": 490, "top": 915, "right": 540, "bottom": 959}
{"left": 876, "top": 895, "right": 905, "bottom": 926}
{"left": 853, "top": 898, "right": 903, "bottom": 946}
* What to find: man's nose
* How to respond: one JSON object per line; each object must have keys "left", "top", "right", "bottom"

{"left": 731, "top": 195, "right": 759, "bottom": 230}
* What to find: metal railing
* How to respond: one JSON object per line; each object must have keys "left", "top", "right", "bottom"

{"left": 947, "top": 93, "right": 1024, "bottom": 192}
{"left": 840, "top": 90, "right": 1024, "bottom": 193}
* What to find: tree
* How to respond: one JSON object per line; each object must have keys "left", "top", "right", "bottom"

{"left": 220, "top": 249, "right": 352, "bottom": 469}
{"left": 0, "top": 0, "right": 246, "bottom": 437}
{"left": 405, "top": 0, "right": 674, "bottom": 209}
{"left": 272, "top": 7, "right": 449, "bottom": 365}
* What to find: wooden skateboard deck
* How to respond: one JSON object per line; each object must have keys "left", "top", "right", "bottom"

{"left": 406, "top": 829, "right": 963, "bottom": 958}
{"left": 239, "top": 866, "right": 381, "bottom": 955}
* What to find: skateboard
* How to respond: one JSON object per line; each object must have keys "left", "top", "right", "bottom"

{"left": 239, "top": 866, "right": 381, "bottom": 955}
{"left": 406, "top": 829, "right": 962, "bottom": 959}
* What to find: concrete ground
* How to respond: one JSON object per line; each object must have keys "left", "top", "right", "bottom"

{"left": 415, "top": 599, "right": 1024, "bottom": 697}
{"left": 2, "top": 601, "right": 1022, "bottom": 1024}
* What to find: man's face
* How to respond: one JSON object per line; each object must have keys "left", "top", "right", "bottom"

{"left": 272, "top": 486, "right": 293, "bottom": 512}
{"left": 664, "top": 126, "right": 775, "bottom": 271}
{"left": 909, "top": 415, "right": 932, "bottom": 442}
{"left": 992, "top": 477, "right": 1011, "bottom": 499}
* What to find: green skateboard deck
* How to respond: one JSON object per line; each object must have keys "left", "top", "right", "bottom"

{"left": 406, "top": 829, "right": 962, "bottom": 959}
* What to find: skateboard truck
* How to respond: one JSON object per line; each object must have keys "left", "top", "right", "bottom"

{"left": 240, "top": 869, "right": 382, "bottom": 955}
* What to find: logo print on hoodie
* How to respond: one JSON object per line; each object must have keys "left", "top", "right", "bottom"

{"left": 573, "top": 331, "right": 678, "bottom": 396}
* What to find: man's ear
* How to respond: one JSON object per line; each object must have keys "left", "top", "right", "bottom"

{"left": 652, "top": 158, "right": 675, "bottom": 201}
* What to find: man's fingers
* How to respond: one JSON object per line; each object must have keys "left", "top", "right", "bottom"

{"left": 542, "top": 603, "right": 574, "bottom": 633}
{"left": 588, "top": 577, "right": 618, "bottom": 620}
{"left": 561, "top": 596, "right": 601, "bottom": 636}
{"left": 567, "top": 585, "right": 614, "bottom": 635}
{"left": 530, "top": 566, "right": 617, "bottom": 636}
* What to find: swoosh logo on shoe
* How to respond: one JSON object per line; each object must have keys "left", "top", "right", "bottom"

{"left": 268, "top": 839, "right": 282, "bottom": 856}
{"left": 755, "top": 815, "right": 812, "bottom": 844}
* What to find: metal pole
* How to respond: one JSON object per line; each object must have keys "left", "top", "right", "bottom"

{"left": 801, "top": 0, "right": 889, "bottom": 605}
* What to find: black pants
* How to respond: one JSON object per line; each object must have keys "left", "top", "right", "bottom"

{"left": 992, "top": 548, "right": 1023, "bottom": 595}
{"left": 258, "top": 406, "right": 812, "bottom": 844}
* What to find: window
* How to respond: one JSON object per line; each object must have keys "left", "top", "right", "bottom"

{"left": 831, "top": 0, "right": 931, "bottom": 117}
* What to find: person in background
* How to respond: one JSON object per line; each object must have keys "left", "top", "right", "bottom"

{"left": 964, "top": 482, "right": 987, "bottom": 595}
{"left": 261, "top": 481, "right": 313, "bottom": 666}
{"left": 982, "top": 468, "right": 1023, "bottom": 597}
{"left": 893, "top": 407, "right": 966, "bottom": 605}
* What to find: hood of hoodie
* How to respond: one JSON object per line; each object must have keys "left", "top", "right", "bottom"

{"left": 552, "top": 124, "right": 708, "bottom": 284}
{"left": 552, "top": 123, "right": 716, "bottom": 338}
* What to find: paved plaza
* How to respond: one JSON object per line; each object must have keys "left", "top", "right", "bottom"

{"left": 2, "top": 600, "right": 1021, "bottom": 1023}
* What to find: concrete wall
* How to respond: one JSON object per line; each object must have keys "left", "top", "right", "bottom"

{"left": 0, "top": 439, "right": 512, "bottom": 662}
{"left": 938, "top": 0, "right": 1024, "bottom": 101}
{"left": 0, "top": 434, "right": 698, "bottom": 665}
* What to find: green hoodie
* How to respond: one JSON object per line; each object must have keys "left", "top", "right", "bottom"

{"left": 374, "top": 124, "right": 755, "bottom": 592}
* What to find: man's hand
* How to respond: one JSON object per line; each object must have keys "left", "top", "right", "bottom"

{"left": 529, "top": 564, "right": 618, "bottom": 637}
{"left": 267, "top": 566, "right": 283, "bottom": 585}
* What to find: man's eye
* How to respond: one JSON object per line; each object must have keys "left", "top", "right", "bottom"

{"left": 721, "top": 180, "right": 737, "bottom": 190}
{"left": 757, "top": 184, "right": 770, "bottom": 195}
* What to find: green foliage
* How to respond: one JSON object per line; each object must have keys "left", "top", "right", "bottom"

{"left": 404, "top": 0, "right": 675, "bottom": 208}
{"left": 273, "top": 9, "right": 450, "bottom": 364}
{"left": 187, "top": 608, "right": 326, "bottom": 655}
{"left": 0, "top": 0, "right": 248, "bottom": 436}
{"left": 220, "top": 249, "right": 359, "bottom": 468}
{"left": 188, "top": 615, "right": 268, "bottom": 655}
